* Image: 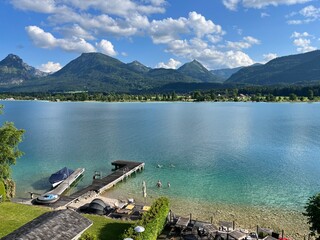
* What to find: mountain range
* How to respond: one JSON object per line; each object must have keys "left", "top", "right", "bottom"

{"left": 0, "top": 50, "right": 320, "bottom": 93}
{"left": 227, "top": 50, "right": 320, "bottom": 85}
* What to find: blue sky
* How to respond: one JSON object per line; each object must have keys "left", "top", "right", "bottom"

{"left": 0, "top": 0, "right": 319, "bottom": 72}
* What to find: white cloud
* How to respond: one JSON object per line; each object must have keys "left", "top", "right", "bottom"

{"left": 149, "top": 12, "right": 224, "bottom": 44}
{"left": 287, "top": 5, "right": 320, "bottom": 24}
{"left": 39, "top": 61, "right": 62, "bottom": 73}
{"left": 287, "top": 20, "right": 303, "bottom": 24}
{"left": 55, "top": 24, "right": 95, "bottom": 40}
{"left": 96, "top": 40, "right": 117, "bottom": 56}
{"left": 60, "top": 37, "right": 97, "bottom": 52}
{"left": 11, "top": 0, "right": 56, "bottom": 13}
{"left": 223, "top": 0, "right": 240, "bottom": 11}
{"left": 300, "top": 5, "right": 320, "bottom": 18}
{"left": 188, "top": 11, "right": 223, "bottom": 38}
{"left": 223, "top": 0, "right": 310, "bottom": 10}
{"left": 148, "top": 0, "right": 166, "bottom": 6}
{"left": 261, "top": 12, "right": 270, "bottom": 18}
{"left": 199, "top": 49, "right": 254, "bottom": 69}
{"left": 150, "top": 17, "right": 188, "bottom": 44}
{"left": 290, "top": 31, "right": 316, "bottom": 53}
{"left": 26, "top": 25, "right": 106, "bottom": 53}
{"left": 156, "top": 58, "right": 181, "bottom": 69}
{"left": 12, "top": 0, "right": 163, "bottom": 39}
{"left": 263, "top": 53, "right": 278, "bottom": 62}
{"left": 16, "top": 1, "right": 258, "bottom": 69}
{"left": 291, "top": 31, "right": 312, "bottom": 38}
{"left": 244, "top": 36, "right": 260, "bottom": 44}
{"left": 64, "top": 0, "right": 166, "bottom": 18}
{"left": 226, "top": 36, "right": 260, "bottom": 50}
{"left": 49, "top": 11, "right": 140, "bottom": 37}
{"left": 293, "top": 38, "right": 316, "bottom": 52}
{"left": 207, "top": 35, "right": 223, "bottom": 43}
{"left": 25, "top": 26, "right": 57, "bottom": 48}
{"left": 11, "top": 0, "right": 167, "bottom": 16}
{"left": 165, "top": 38, "right": 254, "bottom": 69}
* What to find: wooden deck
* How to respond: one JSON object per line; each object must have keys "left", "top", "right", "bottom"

{"left": 49, "top": 160, "right": 144, "bottom": 208}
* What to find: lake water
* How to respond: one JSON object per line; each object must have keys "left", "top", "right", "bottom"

{"left": 1, "top": 101, "right": 320, "bottom": 211}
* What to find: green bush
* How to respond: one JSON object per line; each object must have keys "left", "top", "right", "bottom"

{"left": 304, "top": 192, "right": 320, "bottom": 237}
{"left": 122, "top": 197, "right": 170, "bottom": 240}
{"left": 0, "top": 180, "right": 6, "bottom": 202}
{"left": 79, "top": 232, "right": 97, "bottom": 240}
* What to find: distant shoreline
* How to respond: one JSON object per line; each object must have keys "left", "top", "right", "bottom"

{"left": 0, "top": 97, "right": 319, "bottom": 104}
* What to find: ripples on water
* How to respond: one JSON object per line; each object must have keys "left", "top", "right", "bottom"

{"left": 1, "top": 101, "right": 320, "bottom": 211}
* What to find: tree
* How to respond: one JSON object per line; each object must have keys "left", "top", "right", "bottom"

{"left": 0, "top": 105, "right": 25, "bottom": 198}
{"left": 308, "top": 89, "right": 314, "bottom": 101}
{"left": 289, "top": 93, "right": 297, "bottom": 101}
{"left": 304, "top": 193, "right": 320, "bottom": 239}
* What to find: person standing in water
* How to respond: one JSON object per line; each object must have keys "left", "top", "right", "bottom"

{"left": 157, "top": 180, "right": 162, "bottom": 188}
{"left": 167, "top": 182, "right": 170, "bottom": 188}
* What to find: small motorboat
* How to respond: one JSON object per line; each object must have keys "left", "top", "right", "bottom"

{"left": 36, "top": 193, "right": 59, "bottom": 204}
{"left": 49, "top": 167, "right": 74, "bottom": 188}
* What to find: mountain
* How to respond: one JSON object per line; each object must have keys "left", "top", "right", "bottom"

{"left": 210, "top": 66, "right": 243, "bottom": 81}
{"left": 0, "top": 54, "right": 46, "bottom": 87}
{"left": 4, "top": 50, "right": 320, "bottom": 93}
{"left": 226, "top": 50, "right": 320, "bottom": 85}
{"left": 178, "top": 60, "right": 223, "bottom": 83}
{"left": 13, "top": 54, "right": 215, "bottom": 92}
{"left": 22, "top": 53, "right": 205, "bottom": 92}
{"left": 43, "top": 52, "right": 151, "bottom": 92}
{"left": 145, "top": 68, "right": 198, "bottom": 87}
{"left": 126, "top": 61, "right": 150, "bottom": 73}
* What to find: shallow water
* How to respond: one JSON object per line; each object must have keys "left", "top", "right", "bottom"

{"left": 1, "top": 101, "right": 320, "bottom": 213}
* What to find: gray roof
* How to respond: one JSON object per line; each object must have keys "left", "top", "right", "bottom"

{"left": 2, "top": 209, "right": 92, "bottom": 240}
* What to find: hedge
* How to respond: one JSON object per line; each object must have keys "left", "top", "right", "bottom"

{"left": 122, "top": 197, "right": 170, "bottom": 240}
{"left": 0, "top": 180, "right": 6, "bottom": 202}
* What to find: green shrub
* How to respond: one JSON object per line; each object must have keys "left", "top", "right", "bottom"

{"left": 79, "top": 232, "right": 97, "bottom": 240}
{"left": 258, "top": 231, "right": 269, "bottom": 239}
{"left": 122, "top": 197, "right": 170, "bottom": 240}
{"left": 0, "top": 180, "right": 6, "bottom": 202}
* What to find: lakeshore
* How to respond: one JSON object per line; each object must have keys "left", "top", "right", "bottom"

{"left": 102, "top": 187, "right": 309, "bottom": 239}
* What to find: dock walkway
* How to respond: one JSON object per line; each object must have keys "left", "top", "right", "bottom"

{"left": 49, "top": 160, "right": 144, "bottom": 208}
{"left": 48, "top": 168, "right": 85, "bottom": 196}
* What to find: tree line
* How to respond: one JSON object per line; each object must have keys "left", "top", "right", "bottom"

{"left": 1, "top": 85, "right": 320, "bottom": 102}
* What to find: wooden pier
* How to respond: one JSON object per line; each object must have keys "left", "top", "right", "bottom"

{"left": 49, "top": 160, "right": 144, "bottom": 208}
{"left": 48, "top": 168, "right": 85, "bottom": 196}
{"left": 35, "top": 168, "right": 85, "bottom": 204}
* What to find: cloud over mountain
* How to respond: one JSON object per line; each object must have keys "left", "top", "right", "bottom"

{"left": 12, "top": 0, "right": 316, "bottom": 70}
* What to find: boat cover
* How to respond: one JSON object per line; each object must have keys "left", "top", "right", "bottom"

{"left": 49, "top": 167, "right": 74, "bottom": 184}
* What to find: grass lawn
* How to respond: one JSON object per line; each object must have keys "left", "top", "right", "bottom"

{"left": 0, "top": 202, "right": 50, "bottom": 238}
{"left": 84, "top": 214, "right": 135, "bottom": 240}
{"left": 0, "top": 202, "right": 134, "bottom": 240}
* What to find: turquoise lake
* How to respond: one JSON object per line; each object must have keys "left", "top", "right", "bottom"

{"left": 1, "top": 101, "right": 320, "bottom": 211}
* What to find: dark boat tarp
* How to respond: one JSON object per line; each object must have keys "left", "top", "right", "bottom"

{"left": 87, "top": 198, "right": 109, "bottom": 215}
{"left": 49, "top": 167, "right": 74, "bottom": 184}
